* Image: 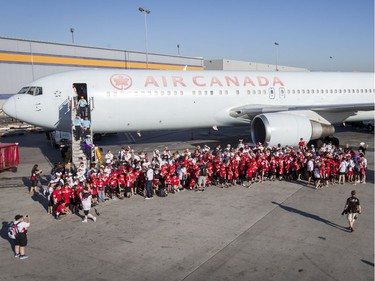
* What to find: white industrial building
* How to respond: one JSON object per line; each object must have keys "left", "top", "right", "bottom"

{"left": 0, "top": 37, "right": 308, "bottom": 96}
{"left": 204, "top": 59, "right": 309, "bottom": 72}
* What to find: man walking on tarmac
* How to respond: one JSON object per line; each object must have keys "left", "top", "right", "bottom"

{"left": 342, "top": 190, "right": 361, "bottom": 232}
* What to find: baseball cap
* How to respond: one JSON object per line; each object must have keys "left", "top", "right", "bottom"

{"left": 15, "top": 214, "right": 23, "bottom": 220}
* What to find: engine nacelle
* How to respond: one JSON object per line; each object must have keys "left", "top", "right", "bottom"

{"left": 251, "top": 113, "right": 335, "bottom": 146}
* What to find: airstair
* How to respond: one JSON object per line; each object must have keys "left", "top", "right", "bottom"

{"left": 69, "top": 87, "right": 96, "bottom": 170}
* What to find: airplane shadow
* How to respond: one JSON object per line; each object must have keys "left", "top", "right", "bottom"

{"left": 271, "top": 201, "right": 349, "bottom": 232}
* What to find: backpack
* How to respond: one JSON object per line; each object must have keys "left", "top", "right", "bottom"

{"left": 8, "top": 221, "right": 20, "bottom": 240}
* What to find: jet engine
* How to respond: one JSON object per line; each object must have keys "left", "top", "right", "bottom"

{"left": 250, "top": 113, "right": 335, "bottom": 146}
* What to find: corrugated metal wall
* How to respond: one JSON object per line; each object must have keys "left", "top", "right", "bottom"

{"left": 0, "top": 37, "right": 204, "bottom": 94}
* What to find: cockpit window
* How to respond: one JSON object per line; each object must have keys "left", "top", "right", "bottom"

{"left": 17, "top": 87, "right": 29, "bottom": 95}
{"left": 17, "top": 86, "right": 43, "bottom": 96}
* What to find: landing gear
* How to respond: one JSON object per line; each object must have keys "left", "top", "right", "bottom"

{"left": 308, "top": 136, "right": 339, "bottom": 148}
{"left": 325, "top": 136, "right": 339, "bottom": 146}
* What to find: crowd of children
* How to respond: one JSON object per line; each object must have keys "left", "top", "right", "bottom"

{"left": 34, "top": 139, "right": 369, "bottom": 220}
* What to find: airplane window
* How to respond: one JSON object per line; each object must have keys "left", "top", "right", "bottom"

{"left": 225, "top": 90, "right": 229, "bottom": 95}
{"left": 204, "top": 91, "right": 208, "bottom": 95}
{"left": 174, "top": 91, "right": 177, "bottom": 96}
{"left": 180, "top": 91, "right": 184, "bottom": 95}
{"left": 198, "top": 91, "right": 202, "bottom": 95}
{"left": 311, "top": 90, "right": 314, "bottom": 94}
{"left": 253, "top": 90, "right": 256, "bottom": 94}
{"left": 192, "top": 91, "right": 196, "bottom": 95}
{"left": 17, "top": 87, "right": 29, "bottom": 95}
{"left": 343, "top": 89, "right": 346, "bottom": 94}
{"left": 236, "top": 90, "right": 240, "bottom": 95}
{"left": 356, "top": 89, "right": 359, "bottom": 93}
{"left": 247, "top": 90, "right": 250, "bottom": 95}
{"left": 33, "top": 87, "right": 42, "bottom": 95}
{"left": 27, "top": 88, "right": 35, "bottom": 95}
{"left": 219, "top": 90, "right": 223, "bottom": 95}
{"left": 297, "top": 90, "right": 300, "bottom": 94}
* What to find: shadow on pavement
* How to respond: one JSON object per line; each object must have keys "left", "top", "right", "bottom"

{"left": 271, "top": 201, "right": 349, "bottom": 232}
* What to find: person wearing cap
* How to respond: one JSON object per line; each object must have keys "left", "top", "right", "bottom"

{"left": 13, "top": 214, "right": 31, "bottom": 259}
{"left": 342, "top": 190, "right": 361, "bottom": 232}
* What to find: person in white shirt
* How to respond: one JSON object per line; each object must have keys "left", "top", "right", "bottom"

{"left": 338, "top": 159, "right": 349, "bottom": 184}
{"left": 105, "top": 150, "right": 114, "bottom": 165}
{"left": 80, "top": 187, "right": 97, "bottom": 223}
{"left": 13, "top": 214, "right": 31, "bottom": 259}
{"left": 145, "top": 165, "right": 154, "bottom": 199}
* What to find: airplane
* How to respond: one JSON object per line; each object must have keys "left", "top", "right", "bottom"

{"left": 2, "top": 69, "right": 374, "bottom": 146}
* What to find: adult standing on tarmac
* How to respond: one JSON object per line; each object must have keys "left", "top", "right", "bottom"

{"left": 30, "top": 164, "right": 42, "bottom": 193}
{"left": 342, "top": 190, "right": 361, "bottom": 232}
{"left": 145, "top": 165, "right": 154, "bottom": 199}
{"left": 13, "top": 214, "right": 31, "bottom": 259}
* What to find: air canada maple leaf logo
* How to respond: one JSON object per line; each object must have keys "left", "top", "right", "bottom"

{"left": 110, "top": 74, "right": 132, "bottom": 90}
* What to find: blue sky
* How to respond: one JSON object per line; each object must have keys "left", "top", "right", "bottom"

{"left": 0, "top": 0, "right": 373, "bottom": 71}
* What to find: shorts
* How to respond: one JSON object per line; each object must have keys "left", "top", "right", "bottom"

{"left": 198, "top": 176, "right": 206, "bottom": 186}
{"left": 15, "top": 232, "right": 27, "bottom": 247}
{"left": 30, "top": 179, "right": 38, "bottom": 186}
{"left": 347, "top": 212, "right": 358, "bottom": 221}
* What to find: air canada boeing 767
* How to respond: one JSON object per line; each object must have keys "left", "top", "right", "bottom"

{"left": 2, "top": 69, "right": 374, "bottom": 146}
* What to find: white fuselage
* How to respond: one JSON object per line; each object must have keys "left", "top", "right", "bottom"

{"left": 2, "top": 69, "right": 374, "bottom": 142}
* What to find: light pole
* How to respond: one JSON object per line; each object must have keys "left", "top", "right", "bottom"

{"left": 70, "top": 28, "right": 75, "bottom": 44}
{"left": 177, "top": 44, "right": 180, "bottom": 55}
{"left": 139, "top": 7, "right": 151, "bottom": 69}
{"left": 274, "top": 42, "right": 279, "bottom": 71}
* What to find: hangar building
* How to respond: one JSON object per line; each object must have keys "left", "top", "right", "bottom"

{"left": 205, "top": 59, "right": 308, "bottom": 72}
{"left": 0, "top": 37, "right": 308, "bottom": 96}
{"left": 0, "top": 37, "right": 204, "bottom": 95}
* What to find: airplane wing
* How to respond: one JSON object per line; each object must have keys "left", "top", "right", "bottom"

{"left": 230, "top": 103, "right": 374, "bottom": 123}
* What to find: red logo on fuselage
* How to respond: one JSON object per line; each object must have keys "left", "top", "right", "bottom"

{"left": 110, "top": 74, "right": 132, "bottom": 90}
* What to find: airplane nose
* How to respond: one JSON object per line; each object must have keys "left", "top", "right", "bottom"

{"left": 2, "top": 95, "right": 17, "bottom": 119}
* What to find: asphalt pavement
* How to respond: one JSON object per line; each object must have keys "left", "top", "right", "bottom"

{"left": 0, "top": 126, "right": 373, "bottom": 281}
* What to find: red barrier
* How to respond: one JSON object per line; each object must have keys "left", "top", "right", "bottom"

{"left": 0, "top": 143, "right": 19, "bottom": 171}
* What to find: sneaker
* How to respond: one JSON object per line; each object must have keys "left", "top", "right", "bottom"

{"left": 14, "top": 253, "right": 20, "bottom": 258}
{"left": 82, "top": 219, "right": 87, "bottom": 223}
{"left": 145, "top": 197, "right": 151, "bottom": 200}
{"left": 93, "top": 216, "right": 96, "bottom": 222}
{"left": 19, "top": 255, "right": 29, "bottom": 260}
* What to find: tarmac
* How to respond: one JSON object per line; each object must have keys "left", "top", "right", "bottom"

{"left": 0, "top": 126, "right": 373, "bottom": 281}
